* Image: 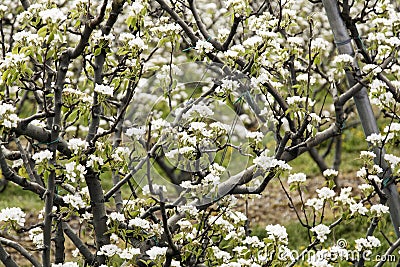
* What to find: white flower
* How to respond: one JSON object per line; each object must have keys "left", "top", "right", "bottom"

{"left": 0, "top": 207, "right": 26, "bottom": 227}
{"left": 62, "top": 194, "right": 86, "bottom": 210}
{"left": 0, "top": 53, "right": 29, "bottom": 69}
{"left": 311, "top": 224, "right": 330, "bottom": 242}
{"left": 211, "top": 246, "right": 231, "bottom": 262}
{"left": 371, "top": 165, "right": 383, "bottom": 174}
{"left": 385, "top": 154, "right": 400, "bottom": 168}
{"left": 357, "top": 167, "right": 367, "bottom": 178}
{"left": 265, "top": 224, "right": 288, "bottom": 244}
{"left": 146, "top": 246, "right": 168, "bottom": 260}
{"left": 370, "top": 204, "right": 389, "bottom": 216}
{"left": 128, "top": 36, "right": 148, "bottom": 50}
{"left": 108, "top": 212, "right": 125, "bottom": 223}
{"left": 360, "top": 151, "right": 376, "bottom": 159}
{"left": 209, "top": 163, "right": 226, "bottom": 176}
{"left": 366, "top": 133, "right": 384, "bottom": 146}
{"left": 151, "top": 118, "right": 170, "bottom": 130}
{"left": 333, "top": 54, "right": 354, "bottom": 65}
{"left": 29, "top": 227, "right": 43, "bottom": 248}
{"left": 308, "top": 250, "right": 333, "bottom": 267}
{"left": 358, "top": 184, "right": 373, "bottom": 192}
{"left": 306, "top": 198, "right": 324, "bottom": 210}
{"left": 384, "top": 123, "right": 400, "bottom": 133}
{"left": 242, "top": 236, "right": 265, "bottom": 248}
{"left": 67, "top": 138, "right": 88, "bottom": 154}
{"left": 323, "top": 169, "right": 338, "bottom": 178}
{"left": 195, "top": 40, "right": 213, "bottom": 53}
{"left": 171, "top": 260, "right": 181, "bottom": 267}
{"left": 111, "top": 147, "right": 129, "bottom": 161}
{"left": 254, "top": 151, "right": 291, "bottom": 171}
{"left": 182, "top": 104, "right": 214, "bottom": 119}
{"left": 128, "top": 1, "right": 145, "bottom": 15}
{"left": 287, "top": 36, "right": 304, "bottom": 46}
{"left": 12, "top": 159, "right": 23, "bottom": 169}
{"left": 218, "top": 79, "right": 239, "bottom": 94}
{"left": 243, "top": 36, "right": 263, "bottom": 48}
{"left": 286, "top": 96, "right": 315, "bottom": 106}
{"left": 32, "top": 150, "right": 53, "bottom": 163}
{"left": 203, "top": 173, "right": 220, "bottom": 186}
{"left": 246, "top": 131, "right": 264, "bottom": 143}
{"left": 288, "top": 173, "right": 306, "bottom": 184}
{"left": 98, "top": 244, "right": 120, "bottom": 257}
{"left": 334, "top": 187, "right": 354, "bottom": 205}
{"left": 129, "top": 217, "right": 151, "bottom": 230}
{"left": 39, "top": 8, "right": 67, "bottom": 23}
{"left": 126, "top": 126, "right": 146, "bottom": 140}
{"left": 355, "top": 236, "right": 381, "bottom": 251}
{"left": 94, "top": 84, "right": 114, "bottom": 96}
{"left": 362, "top": 64, "right": 382, "bottom": 75}
{"left": 86, "top": 154, "right": 104, "bottom": 168}
{"left": 64, "top": 161, "right": 86, "bottom": 183}
{"left": 316, "top": 187, "right": 336, "bottom": 200}
{"left": 311, "top": 38, "right": 330, "bottom": 51}
{"left": 350, "top": 202, "right": 368, "bottom": 216}
{"left": 297, "top": 73, "right": 316, "bottom": 85}
{"left": 118, "top": 247, "right": 140, "bottom": 260}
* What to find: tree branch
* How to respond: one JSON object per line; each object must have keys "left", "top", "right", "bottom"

{"left": 0, "top": 237, "right": 41, "bottom": 267}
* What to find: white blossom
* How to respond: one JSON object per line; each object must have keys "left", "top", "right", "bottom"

{"left": 253, "top": 151, "right": 291, "bottom": 171}
{"left": 355, "top": 236, "right": 381, "bottom": 251}
{"left": 333, "top": 54, "right": 354, "bottom": 65}
{"left": 129, "top": 217, "right": 151, "bottom": 230}
{"left": 108, "top": 212, "right": 125, "bottom": 223}
{"left": 366, "top": 133, "right": 385, "bottom": 146}
{"left": 306, "top": 198, "right": 324, "bottom": 210}
{"left": 29, "top": 227, "right": 43, "bottom": 248}
{"left": 323, "top": 169, "right": 338, "bottom": 178}
{"left": 126, "top": 126, "right": 146, "bottom": 140}
{"left": 67, "top": 138, "right": 88, "bottom": 154}
{"left": 316, "top": 187, "right": 336, "bottom": 200}
{"left": 0, "top": 207, "right": 26, "bottom": 227}
{"left": 350, "top": 202, "right": 368, "bottom": 216}
{"left": 195, "top": 40, "right": 213, "bottom": 53}
{"left": 308, "top": 250, "right": 333, "bottom": 267}
{"left": 94, "top": 84, "right": 114, "bottom": 96}
{"left": 39, "top": 8, "right": 67, "bottom": 23}
{"left": 98, "top": 244, "right": 120, "bottom": 257}
{"left": 63, "top": 194, "right": 86, "bottom": 210}
{"left": 335, "top": 187, "right": 354, "bottom": 205}
{"left": 32, "top": 150, "right": 53, "bottom": 163}
{"left": 265, "top": 224, "right": 288, "bottom": 244}
{"left": 288, "top": 173, "right": 306, "bottom": 184}
{"left": 360, "top": 151, "right": 376, "bottom": 159}
{"left": 211, "top": 246, "right": 231, "bottom": 262}
{"left": 311, "top": 224, "right": 330, "bottom": 242}
{"left": 370, "top": 204, "right": 389, "bottom": 217}
{"left": 385, "top": 154, "right": 400, "bottom": 168}
{"left": 146, "top": 246, "right": 168, "bottom": 259}
{"left": 118, "top": 247, "right": 140, "bottom": 260}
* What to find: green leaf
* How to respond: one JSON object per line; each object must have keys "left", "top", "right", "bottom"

{"left": 94, "top": 47, "right": 102, "bottom": 56}
{"left": 37, "top": 26, "right": 48, "bottom": 38}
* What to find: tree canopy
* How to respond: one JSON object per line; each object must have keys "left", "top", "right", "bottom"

{"left": 0, "top": 0, "right": 400, "bottom": 266}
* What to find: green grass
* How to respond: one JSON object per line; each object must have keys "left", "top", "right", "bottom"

{"left": 0, "top": 181, "right": 43, "bottom": 212}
